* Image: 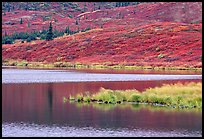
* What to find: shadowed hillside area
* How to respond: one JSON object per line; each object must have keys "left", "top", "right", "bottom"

{"left": 2, "top": 2, "right": 202, "bottom": 69}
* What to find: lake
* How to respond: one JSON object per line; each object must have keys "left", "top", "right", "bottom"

{"left": 2, "top": 68, "right": 202, "bottom": 137}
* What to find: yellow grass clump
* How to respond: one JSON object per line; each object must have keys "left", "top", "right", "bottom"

{"left": 65, "top": 82, "right": 202, "bottom": 109}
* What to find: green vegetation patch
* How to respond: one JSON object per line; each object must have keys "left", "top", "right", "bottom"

{"left": 64, "top": 82, "right": 202, "bottom": 109}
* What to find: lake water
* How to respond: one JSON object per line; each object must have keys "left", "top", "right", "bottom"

{"left": 2, "top": 68, "right": 202, "bottom": 137}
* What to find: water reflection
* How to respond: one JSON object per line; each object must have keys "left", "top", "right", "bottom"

{"left": 70, "top": 102, "right": 201, "bottom": 130}
{"left": 2, "top": 80, "right": 202, "bottom": 134}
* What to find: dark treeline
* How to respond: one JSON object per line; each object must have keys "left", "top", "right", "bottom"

{"left": 2, "top": 26, "right": 91, "bottom": 44}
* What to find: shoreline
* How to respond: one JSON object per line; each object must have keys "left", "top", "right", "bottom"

{"left": 2, "top": 60, "right": 202, "bottom": 72}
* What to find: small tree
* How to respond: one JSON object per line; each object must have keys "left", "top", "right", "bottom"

{"left": 54, "top": 18, "right": 58, "bottom": 22}
{"left": 30, "top": 31, "right": 37, "bottom": 40}
{"left": 46, "top": 22, "right": 53, "bottom": 41}
{"left": 8, "top": 7, "right": 10, "bottom": 12}
{"left": 65, "top": 26, "right": 70, "bottom": 34}
{"left": 20, "top": 18, "right": 23, "bottom": 24}
{"left": 93, "top": 3, "right": 96, "bottom": 11}
{"left": 76, "top": 19, "right": 78, "bottom": 25}
{"left": 116, "top": 2, "right": 119, "bottom": 7}
{"left": 27, "top": 22, "right": 30, "bottom": 28}
{"left": 2, "top": 36, "right": 13, "bottom": 44}
{"left": 26, "top": 37, "right": 31, "bottom": 42}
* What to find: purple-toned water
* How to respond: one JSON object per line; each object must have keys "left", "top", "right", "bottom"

{"left": 2, "top": 68, "right": 202, "bottom": 83}
{"left": 2, "top": 68, "right": 202, "bottom": 137}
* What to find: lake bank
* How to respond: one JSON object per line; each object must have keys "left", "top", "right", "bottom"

{"left": 2, "top": 60, "right": 202, "bottom": 72}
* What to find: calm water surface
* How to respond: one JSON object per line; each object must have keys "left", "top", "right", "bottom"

{"left": 2, "top": 68, "right": 202, "bottom": 83}
{"left": 2, "top": 68, "right": 202, "bottom": 137}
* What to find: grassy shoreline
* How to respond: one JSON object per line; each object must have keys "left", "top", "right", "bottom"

{"left": 2, "top": 60, "right": 202, "bottom": 71}
{"left": 64, "top": 82, "right": 202, "bottom": 109}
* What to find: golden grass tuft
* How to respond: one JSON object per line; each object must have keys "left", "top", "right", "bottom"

{"left": 65, "top": 82, "right": 202, "bottom": 109}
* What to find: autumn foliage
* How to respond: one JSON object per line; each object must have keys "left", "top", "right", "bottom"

{"left": 2, "top": 2, "right": 202, "bottom": 69}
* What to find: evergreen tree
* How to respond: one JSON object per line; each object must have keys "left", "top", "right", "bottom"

{"left": 93, "top": 3, "right": 96, "bottom": 11}
{"left": 65, "top": 26, "right": 70, "bottom": 34}
{"left": 121, "top": 2, "right": 125, "bottom": 7}
{"left": 76, "top": 19, "right": 78, "bottom": 25}
{"left": 27, "top": 22, "right": 30, "bottom": 28}
{"left": 116, "top": 2, "right": 119, "bottom": 7}
{"left": 29, "top": 31, "right": 37, "bottom": 40}
{"left": 2, "top": 36, "right": 13, "bottom": 44}
{"left": 26, "top": 37, "right": 31, "bottom": 42}
{"left": 46, "top": 22, "right": 53, "bottom": 41}
{"left": 8, "top": 6, "right": 10, "bottom": 12}
{"left": 86, "top": 26, "right": 91, "bottom": 31}
{"left": 20, "top": 18, "right": 23, "bottom": 24}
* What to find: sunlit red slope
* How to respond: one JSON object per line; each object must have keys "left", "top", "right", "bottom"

{"left": 2, "top": 22, "right": 202, "bottom": 68}
{"left": 2, "top": 2, "right": 202, "bottom": 68}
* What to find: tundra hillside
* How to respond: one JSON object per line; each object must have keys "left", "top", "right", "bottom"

{"left": 2, "top": 2, "right": 202, "bottom": 70}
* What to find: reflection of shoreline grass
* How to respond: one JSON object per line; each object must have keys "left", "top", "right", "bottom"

{"left": 64, "top": 82, "right": 202, "bottom": 109}
{"left": 68, "top": 102, "right": 202, "bottom": 113}
{"left": 2, "top": 60, "right": 202, "bottom": 71}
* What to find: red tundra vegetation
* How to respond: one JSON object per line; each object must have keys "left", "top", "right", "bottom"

{"left": 2, "top": 2, "right": 202, "bottom": 69}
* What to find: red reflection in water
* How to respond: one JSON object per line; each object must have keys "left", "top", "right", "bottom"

{"left": 2, "top": 80, "right": 202, "bottom": 131}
